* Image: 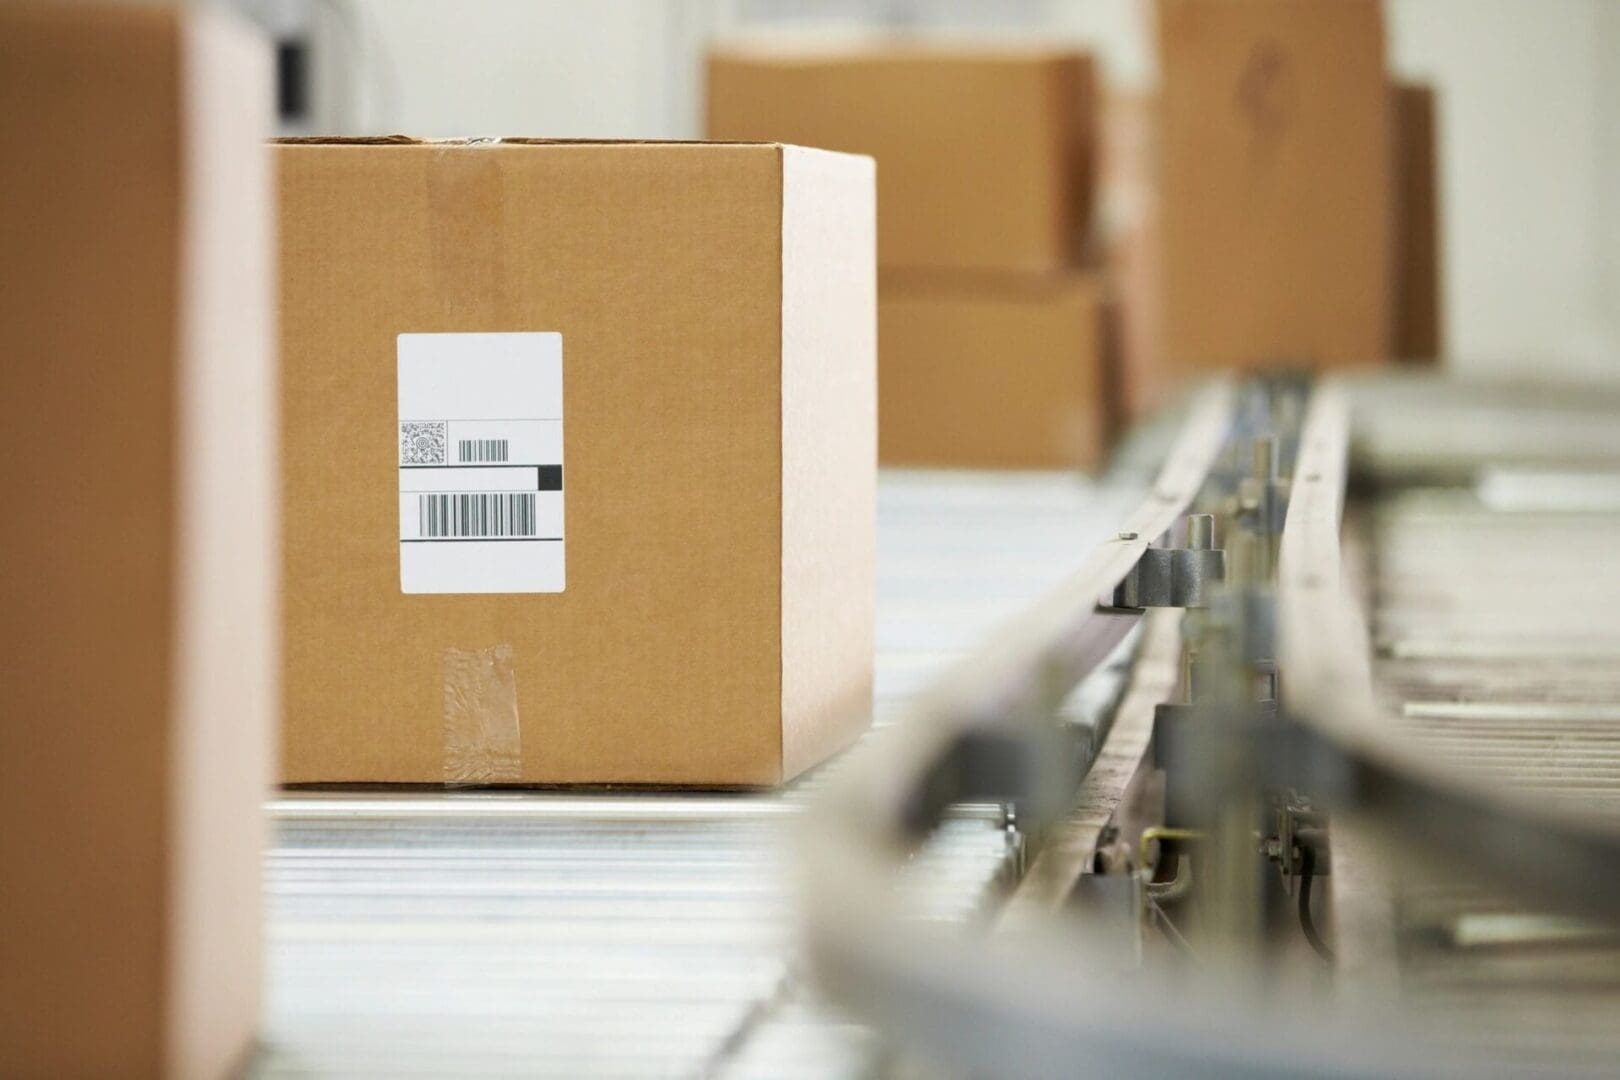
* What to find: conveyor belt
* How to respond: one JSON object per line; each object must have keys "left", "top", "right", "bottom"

{"left": 785, "top": 376, "right": 1620, "bottom": 1079}
{"left": 257, "top": 470, "right": 1140, "bottom": 1078}
{"left": 1353, "top": 473, "right": 1620, "bottom": 1074}
{"left": 1373, "top": 489, "right": 1620, "bottom": 811}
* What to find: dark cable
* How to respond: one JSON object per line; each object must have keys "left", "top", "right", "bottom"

{"left": 1298, "top": 845, "right": 1335, "bottom": 962}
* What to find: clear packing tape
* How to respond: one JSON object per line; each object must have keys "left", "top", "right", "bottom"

{"left": 442, "top": 644, "right": 522, "bottom": 784}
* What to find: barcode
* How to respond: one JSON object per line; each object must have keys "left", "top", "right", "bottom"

{"left": 418, "top": 493, "right": 537, "bottom": 538}
{"left": 458, "top": 438, "right": 509, "bottom": 463}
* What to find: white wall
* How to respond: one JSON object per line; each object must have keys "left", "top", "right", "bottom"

{"left": 323, "top": 1, "right": 676, "bottom": 137}
{"left": 317, "top": 0, "right": 1619, "bottom": 376}
{"left": 1592, "top": 1, "right": 1620, "bottom": 373}
{"left": 1385, "top": 0, "right": 1610, "bottom": 374}
{"left": 1051, "top": 0, "right": 1618, "bottom": 375}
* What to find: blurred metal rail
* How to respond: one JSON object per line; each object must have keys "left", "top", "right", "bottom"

{"left": 1280, "top": 384, "right": 1620, "bottom": 931}
{"left": 799, "top": 373, "right": 1620, "bottom": 1079}
{"left": 794, "top": 382, "right": 1410, "bottom": 1080}
{"left": 1317, "top": 385, "right": 1620, "bottom": 1074}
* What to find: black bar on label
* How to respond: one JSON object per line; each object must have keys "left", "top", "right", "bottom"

{"left": 537, "top": 465, "right": 563, "bottom": 491}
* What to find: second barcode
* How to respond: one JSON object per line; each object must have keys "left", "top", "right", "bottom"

{"left": 418, "top": 492, "right": 537, "bottom": 538}
{"left": 457, "top": 438, "right": 509, "bottom": 463}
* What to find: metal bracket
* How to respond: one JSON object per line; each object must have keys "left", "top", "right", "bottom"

{"left": 1153, "top": 699, "right": 1280, "bottom": 828}
{"left": 1111, "top": 514, "right": 1227, "bottom": 609}
{"left": 1238, "top": 435, "right": 1291, "bottom": 535}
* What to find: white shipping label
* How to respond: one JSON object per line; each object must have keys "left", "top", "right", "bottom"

{"left": 398, "top": 332, "right": 564, "bottom": 594}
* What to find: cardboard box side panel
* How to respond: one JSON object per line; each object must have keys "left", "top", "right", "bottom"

{"left": 1393, "top": 83, "right": 1443, "bottom": 362}
{"left": 1157, "top": 0, "right": 1393, "bottom": 372}
{"left": 780, "top": 146, "right": 877, "bottom": 781}
{"left": 167, "top": 12, "right": 274, "bottom": 1078}
{"left": 0, "top": 5, "right": 179, "bottom": 1074}
{"left": 1097, "top": 92, "right": 1174, "bottom": 420}
{"left": 277, "top": 145, "right": 441, "bottom": 783}
{"left": 1051, "top": 55, "right": 1099, "bottom": 266}
{"left": 878, "top": 277, "right": 1106, "bottom": 469}
{"left": 500, "top": 145, "right": 783, "bottom": 786}
{"left": 706, "top": 52, "right": 1081, "bottom": 274}
{"left": 279, "top": 144, "right": 787, "bottom": 785}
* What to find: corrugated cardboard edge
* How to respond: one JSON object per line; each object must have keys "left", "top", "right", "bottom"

{"left": 778, "top": 145, "right": 877, "bottom": 782}
{"left": 168, "top": 9, "right": 275, "bottom": 1078}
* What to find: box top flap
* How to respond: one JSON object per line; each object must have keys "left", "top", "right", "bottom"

{"left": 275, "top": 135, "right": 779, "bottom": 148}
{"left": 272, "top": 136, "right": 874, "bottom": 174}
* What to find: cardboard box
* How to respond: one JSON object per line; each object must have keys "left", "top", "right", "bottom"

{"left": 1095, "top": 91, "right": 1173, "bottom": 421}
{"left": 1155, "top": 0, "right": 1394, "bottom": 373}
{"left": 0, "top": 5, "right": 275, "bottom": 1077}
{"left": 879, "top": 273, "right": 1109, "bottom": 469}
{"left": 277, "top": 139, "right": 874, "bottom": 787}
{"left": 1393, "top": 82, "right": 1443, "bottom": 362}
{"left": 706, "top": 40, "right": 1095, "bottom": 274}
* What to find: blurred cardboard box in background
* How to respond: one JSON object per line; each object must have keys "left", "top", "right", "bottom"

{"left": 277, "top": 139, "right": 874, "bottom": 787}
{"left": 1095, "top": 91, "right": 1171, "bottom": 421}
{"left": 707, "top": 41, "right": 1095, "bottom": 274}
{"left": 708, "top": 39, "right": 1111, "bottom": 471}
{"left": 0, "top": 4, "right": 275, "bottom": 1076}
{"left": 1393, "top": 81, "right": 1443, "bottom": 362}
{"left": 1103, "top": 64, "right": 1442, "bottom": 418}
{"left": 880, "top": 272, "right": 1109, "bottom": 469}
{"left": 1152, "top": 0, "right": 1394, "bottom": 377}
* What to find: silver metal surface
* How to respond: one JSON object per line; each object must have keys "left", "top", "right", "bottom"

{"left": 257, "top": 468, "right": 1141, "bottom": 1078}
{"left": 792, "top": 383, "right": 1443, "bottom": 1079}
{"left": 1282, "top": 375, "right": 1620, "bottom": 1073}
{"left": 797, "top": 374, "right": 1620, "bottom": 1079}
{"left": 1340, "top": 470, "right": 1620, "bottom": 1073}
{"left": 996, "top": 606, "right": 1182, "bottom": 926}
{"left": 1110, "top": 514, "right": 1226, "bottom": 609}
{"left": 1278, "top": 385, "right": 1620, "bottom": 929}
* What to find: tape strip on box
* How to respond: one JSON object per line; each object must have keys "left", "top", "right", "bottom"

{"left": 442, "top": 644, "right": 522, "bottom": 784}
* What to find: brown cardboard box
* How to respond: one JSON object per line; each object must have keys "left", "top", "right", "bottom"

{"left": 706, "top": 40, "right": 1095, "bottom": 274}
{"left": 1095, "top": 91, "right": 1173, "bottom": 421}
{"left": 1155, "top": 0, "right": 1394, "bottom": 374}
{"left": 0, "top": 4, "right": 275, "bottom": 1077}
{"left": 1393, "top": 82, "right": 1443, "bottom": 362}
{"left": 277, "top": 139, "right": 874, "bottom": 787}
{"left": 879, "top": 273, "right": 1109, "bottom": 469}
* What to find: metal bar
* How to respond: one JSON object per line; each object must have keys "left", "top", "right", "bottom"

{"left": 995, "top": 607, "right": 1182, "bottom": 925}
{"left": 1278, "top": 383, "right": 1620, "bottom": 927}
{"left": 797, "top": 381, "right": 1497, "bottom": 1078}
{"left": 799, "top": 377, "right": 1620, "bottom": 1078}
{"left": 832, "top": 381, "right": 1237, "bottom": 843}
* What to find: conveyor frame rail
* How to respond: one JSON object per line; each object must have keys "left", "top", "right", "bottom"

{"left": 803, "top": 375, "right": 1620, "bottom": 1077}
